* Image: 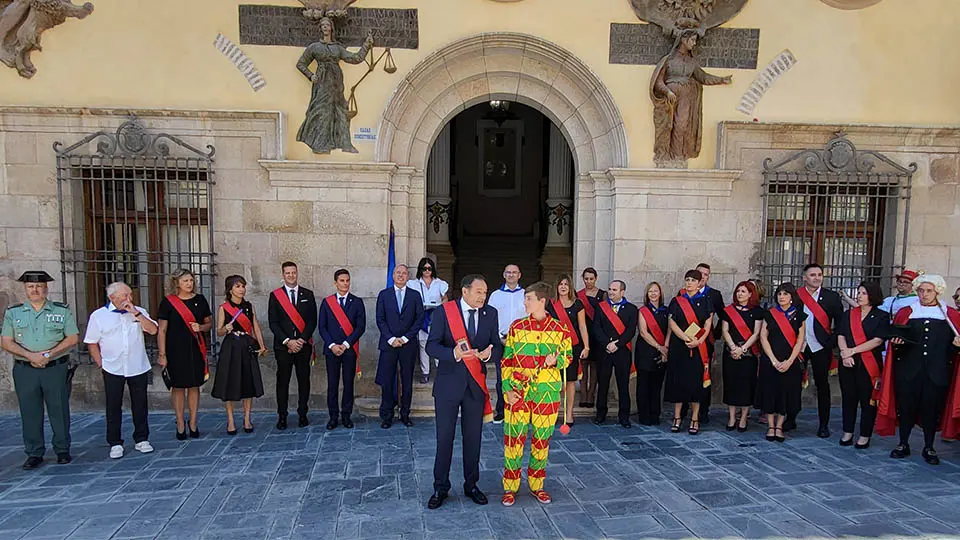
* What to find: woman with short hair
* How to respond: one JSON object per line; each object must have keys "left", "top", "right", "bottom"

{"left": 664, "top": 269, "right": 713, "bottom": 435}
{"left": 756, "top": 283, "right": 807, "bottom": 443}
{"left": 157, "top": 269, "right": 212, "bottom": 439}
{"left": 836, "top": 280, "right": 889, "bottom": 449}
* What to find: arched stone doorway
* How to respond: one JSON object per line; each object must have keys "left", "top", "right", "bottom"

{"left": 376, "top": 32, "right": 628, "bottom": 283}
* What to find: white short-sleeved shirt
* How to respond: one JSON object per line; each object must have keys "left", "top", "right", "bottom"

{"left": 413, "top": 278, "right": 449, "bottom": 310}
{"left": 83, "top": 303, "right": 155, "bottom": 377}
{"left": 880, "top": 294, "right": 919, "bottom": 316}
{"left": 488, "top": 285, "right": 526, "bottom": 337}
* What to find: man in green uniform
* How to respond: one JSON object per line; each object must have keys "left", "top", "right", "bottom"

{"left": 1, "top": 271, "right": 79, "bottom": 469}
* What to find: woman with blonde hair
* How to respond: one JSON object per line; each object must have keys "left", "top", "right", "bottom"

{"left": 546, "top": 274, "right": 590, "bottom": 426}
{"left": 157, "top": 269, "right": 212, "bottom": 439}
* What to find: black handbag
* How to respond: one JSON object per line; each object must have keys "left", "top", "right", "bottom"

{"left": 161, "top": 368, "right": 173, "bottom": 390}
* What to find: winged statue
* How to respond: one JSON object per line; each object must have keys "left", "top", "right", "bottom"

{"left": 629, "top": 0, "right": 747, "bottom": 38}
{"left": 0, "top": 0, "right": 93, "bottom": 79}
{"left": 298, "top": 0, "right": 358, "bottom": 20}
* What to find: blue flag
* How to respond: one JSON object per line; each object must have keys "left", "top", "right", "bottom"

{"left": 386, "top": 220, "right": 396, "bottom": 288}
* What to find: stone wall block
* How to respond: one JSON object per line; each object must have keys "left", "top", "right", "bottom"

{"left": 346, "top": 234, "right": 388, "bottom": 267}
{"left": 214, "top": 199, "right": 244, "bottom": 232}
{"left": 921, "top": 215, "right": 960, "bottom": 245}
{"left": 516, "top": 74, "right": 552, "bottom": 107}
{"left": 647, "top": 194, "right": 707, "bottom": 210}
{"left": 5, "top": 164, "right": 56, "bottom": 196}
{"left": 486, "top": 72, "right": 521, "bottom": 100}
{"left": 519, "top": 53, "right": 560, "bottom": 87}
{"left": 0, "top": 195, "right": 40, "bottom": 228}
{"left": 3, "top": 132, "right": 38, "bottom": 164}
{"left": 614, "top": 209, "right": 679, "bottom": 241}
{"left": 313, "top": 201, "right": 387, "bottom": 235}
{"left": 214, "top": 168, "right": 276, "bottom": 201}
{"left": 279, "top": 233, "right": 348, "bottom": 267}
{"left": 6, "top": 228, "right": 59, "bottom": 260}
{"left": 454, "top": 76, "right": 491, "bottom": 107}
{"left": 736, "top": 210, "right": 764, "bottom": 242}
{"left": 645, "top": 240, "right": 706, "bottom": 272}
{"left": 214, "top": 231, "right": 278, "bottom": 264}
{"left": 612, "top": 239, "right": 646, "bottom": 273}
{"left": 678, "top": 210, "right": 738, "bottom": 241}
{"left": 243, "top": 200, "right": 312, "bottom": 233}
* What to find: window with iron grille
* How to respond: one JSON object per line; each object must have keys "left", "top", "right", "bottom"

{"left": 55, "top": 117, "right": 217, "bottom": 360}
{"left": 760, "top": 134, "right": 915, "bottom": 297}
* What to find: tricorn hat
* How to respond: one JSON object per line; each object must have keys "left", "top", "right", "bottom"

{"left": 896, "top": 269, "right": 919, "bottom": 281}
{"left": 17, "top": 270, "right": 54, "bottom": 283}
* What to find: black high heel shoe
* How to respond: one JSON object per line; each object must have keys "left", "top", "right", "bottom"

{"left": 227, "top": 428, "right": 237, "bottom": 436}
{"left": 670, "top": 418, "right": 682, "bottom": 433}
{"left": 839, "top": 436, "right": 854, "bottom": 447}
{"left": 176, "top": 429, "right": 187, "bottom": 441}
{"left": 774, "top": 427, "right": 785, "bottom": 443}
{"left": 189, "top": 426, "right": 200, "bottom": 439}
{"left": 726, "top": 421, "right": 737, "bottom": 432}
{"left": 766, "top": 428, "right": 776, "bottom": 442}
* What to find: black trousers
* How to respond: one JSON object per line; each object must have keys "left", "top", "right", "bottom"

{"left": 326, "top": 351, "right": 356, "bottom": 419}
{"left": 635, "top": 367, "right": 665, "bottom": 424}
{"left": 276, "top": 346, "right": 312, "bottom": 417}
{"left": 378, "top": 345, "right": 416, "bottom": 421}
{"left": 433, "top": 388, "right": 484, "bottom": 493}
{"left": 896, "top": 375, "right": 948, "bottom": 449}
{"left": 839, "top": 363, "right": 877, "bottom": 437}
{"left": 786, "top": 347, "right": 832, "bottom": 427}
{"left": 597, "top": 351, "right": 631, "bottom": 423}
{"left": 103, "top": 370, "right": 149, "bottom": 446}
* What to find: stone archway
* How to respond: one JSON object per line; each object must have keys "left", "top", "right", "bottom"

{"left": 376, "top": 32, "right": 629, "bottom": 278}
{"left": 376, "top": 32, "right": 628, "bottom": 174}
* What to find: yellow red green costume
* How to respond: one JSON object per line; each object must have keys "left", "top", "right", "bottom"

{"left": 501, "top": 315, "right": 572, "bottom": 493}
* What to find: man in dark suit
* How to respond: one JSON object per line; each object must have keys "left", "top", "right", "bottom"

{"left": 593, "top": 280, "right": 639, "bottom": 428}
{"left": 318, "top": 268, "right": 366, "bottom": 431}
{"left": 375, "top": 264, "right": 424, "bottom": 429}
{"left": 425, "top": 274, "right": 502, "bottom": 510}
{"left": 789, "top": 262, "right": 844, "bottom": 437}
{"left": 268, "top": 261, "right": 318, "bottom": 430}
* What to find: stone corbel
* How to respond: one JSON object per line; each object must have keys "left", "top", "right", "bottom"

{"left": 0, "top": 0, "right": 94, "bottom": 79}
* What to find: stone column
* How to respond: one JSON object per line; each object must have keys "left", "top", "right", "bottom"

{"left": 541, "top": 124, "right": 575, "bottom": 283}
{"left": 425, "top": 123, "right": 454, "bottom": 279}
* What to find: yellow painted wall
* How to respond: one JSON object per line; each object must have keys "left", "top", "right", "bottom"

{"left": 1, "top": 0, "right": 958, "bottom": 168}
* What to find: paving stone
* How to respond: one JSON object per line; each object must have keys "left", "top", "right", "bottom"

{"left": 673, "top": 510, "right": 740, "bottom": 538}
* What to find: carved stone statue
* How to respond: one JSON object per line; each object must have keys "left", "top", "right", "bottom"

{"left": 650, "top": 29, "right": 731, "bottom": 168}
{"left": 295, "top": 15, "right": 372, "bottom": 154}
{"left": 630, "top": 0, "right": 747, "bottom": 168}
{"left": 0, "top": 0, "right": 94, "bottom": 79}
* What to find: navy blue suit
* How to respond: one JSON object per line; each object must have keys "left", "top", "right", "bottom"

{"left": 375, "top": 286, "right": 424, "bottom": 421}
{"left": 426, "top": 301, "right": 502, "bottom": 494}
{"left": 318, "top": 293, "right": 366, "bottom": 419}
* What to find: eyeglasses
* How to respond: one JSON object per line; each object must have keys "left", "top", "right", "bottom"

{"left": 422, "top": 266, "right": 432, "bottom": 270}
{"left": 954, "top": 294, "right": 960, "bottom": 300}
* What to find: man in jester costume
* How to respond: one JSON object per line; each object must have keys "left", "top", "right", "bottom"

{"left": 501, "top": 282, "right": 572, "bottom": 506}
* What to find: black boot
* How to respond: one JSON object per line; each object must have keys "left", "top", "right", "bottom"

{"left": 890, "top": 443, "right": 910, "bottom": 459}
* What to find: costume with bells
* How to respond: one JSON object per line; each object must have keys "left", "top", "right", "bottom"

{"left": 501, "top": 315, "right": 571, "bottom": 500}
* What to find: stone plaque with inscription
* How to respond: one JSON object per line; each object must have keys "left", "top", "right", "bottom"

{"left": 239, "top": 5, "right": 419, "bottom": 49}
{"left": 609, "top": 23, "right": 758, "bottom": 69}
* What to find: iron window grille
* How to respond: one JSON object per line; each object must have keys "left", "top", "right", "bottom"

{"left": 55, "top": 117, "right": 218, "bottom": 362}
{"left": 760, "top": 134, "right": 915, "bottom": 298}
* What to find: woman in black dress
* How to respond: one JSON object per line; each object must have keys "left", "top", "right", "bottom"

{"left": 212, "top": 275, "right": 266, "bottom": 435}
{"left": 757, "top": 282, "right": 807, "bottom": 443}
{"left": 665, "top": 269, "right": 713, "bottom": 435}
{"left": 158, "top": 269, "right": 213, "bottom": 439}
{"left": 636, "top": 282, "right": 669, "bottom": 425}
{"left": 577, "top": 267, "right": 607, "bottom": 408}
{"left": 547, "top": 274, "right": 590, "bottom": 427}
{"left": 836, "top": 280, "right": 889, "bottom": 449}
{"left": 720, "top": 280, "right": 763, "bottom": 432}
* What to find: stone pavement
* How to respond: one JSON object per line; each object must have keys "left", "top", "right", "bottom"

{"left": 0, "top": 408, "right": 958, "bottom": 540}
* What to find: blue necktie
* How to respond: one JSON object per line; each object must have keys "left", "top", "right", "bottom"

{"left": 112, "top": 309, "right": 127, "bottom": 314}
{"left": 396, "top": 289, "right": 403, "bottom": 312}
{"left": 339, "top": 296, "right": 345, "bottom": 309}
{"left": 467, "top": 309, "right": 477, "bottom": 341}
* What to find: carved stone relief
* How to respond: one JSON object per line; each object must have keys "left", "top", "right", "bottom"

{"left": 0, "top": 0, "right": 94, "bottom": 79}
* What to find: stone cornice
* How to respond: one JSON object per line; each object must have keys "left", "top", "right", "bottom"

{"left": 605, "top": 168, "right": 743, "bottom": 198}
{"left": 259, "top": 160, "right": 400, "bottom": 189}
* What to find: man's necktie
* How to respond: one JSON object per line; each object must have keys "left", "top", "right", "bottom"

{"left": 112, "top": 309, "right": 127, "bottom": 314}
{"left": 340, "top": 296, "right": 346, "bottom": 309}
{"left": 289, "top": 289, "right": 296, "bottom": 305}
{"left": 396, "top": 289, "right": 403, "bottom": 312}
{"left": 467, "top": 309, "right": 477, "bottom": 341}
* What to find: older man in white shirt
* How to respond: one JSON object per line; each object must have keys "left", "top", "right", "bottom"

{"left": 84, "top": 281, "right": 159, "bottom": 459}
{"left": 486, "top": 264, "right": 526, "bottom": 423}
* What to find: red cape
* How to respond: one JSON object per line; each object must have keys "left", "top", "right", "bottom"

{"left": 875, "top": 305, "right": 960, "bottom": 439}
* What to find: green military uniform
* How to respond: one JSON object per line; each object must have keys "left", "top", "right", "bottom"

{"left": 1, "top": 272, "right": 78, "bottom": 460}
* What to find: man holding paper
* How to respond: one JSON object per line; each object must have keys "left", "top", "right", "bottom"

{"left": 425, "top": 274, "right": 502, "bottom": 510}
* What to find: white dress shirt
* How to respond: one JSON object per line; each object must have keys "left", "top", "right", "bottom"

{"left": 881, "top": 294, "right": 920, "bottom": 316}
{"left": 488, "top": 284, "right": 526, "bottom": 337}
{"left": 460, "top": 298, "right": 479, "bottom": 332}
{"left": 803, "top": 287, "right": 824, "bottom": 353}
{"left": 83, "top": 303, "right": 155, "bottom": 377}
{"left": 414, "top": 278, "right": 449, "bottom": 309}
{"left": 284, "top": 284, "right": 299, "bottom": 304}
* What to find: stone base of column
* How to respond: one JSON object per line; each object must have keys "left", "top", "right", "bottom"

{"left": 539, "top": 245, "right": 574, "bottom": 285}
{"left": 427, "top": 242, "right": 456, "bottom": 285}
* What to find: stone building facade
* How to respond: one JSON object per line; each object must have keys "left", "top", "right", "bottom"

{"left": 1, "top": 0, "right": 959, "bottom": 410}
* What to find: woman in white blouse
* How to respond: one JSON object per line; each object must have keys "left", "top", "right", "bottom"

{"left": 413, "top": 257, "right": 449, "bottom": 384}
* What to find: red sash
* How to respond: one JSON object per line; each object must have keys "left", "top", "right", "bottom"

{"left": 221, "top": 302, "right": 254, "bottom": 334}
{"left": 598, "top": 301, "right": 633, "bottom": 352}
{"left": 166, "top": 295, "right": 208, "bottom": 381}
{"left": 550, "top": 300, "right": 580, "bottom": 347}
{"left": 442, "top": 301, "right": 494, "bottom": 422}
{"left": 849, "top": 307, "right": 882, "bottom": 404}
{"left": 325, "top": 295, "right": 362, "bottom": 379}
{"left": 273, "top": 288, "right": 313, "bottom": 345}
{"left": 639, "top": 306, "right": 666, "bottom": 347}
{"left": 577, "top": 289, "right": 595, "bottom": 320}
{"left": 724, "top": 304, "right": 759, "bottom": 356}
{"left": 676, "top": 296, "right": 710, "bottom": 388}
{"left": 769, "top": 307, "right": 807, "bottom": 386}
{"left": 797, "top": 287, "right": 838, "bottom": 374}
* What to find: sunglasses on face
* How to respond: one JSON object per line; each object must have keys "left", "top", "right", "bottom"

{"left": 954, "top": 295, "right": 960, "bottom": 301}
{"left": 423, "top": 266, "right": 432, "bottom": 270}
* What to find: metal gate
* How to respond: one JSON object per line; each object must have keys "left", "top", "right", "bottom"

{"left": 760, "top": 133, "right": 915, "bottom": 296}
{"left": 55, "top": 117, "right": 218, "bottom": 359}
